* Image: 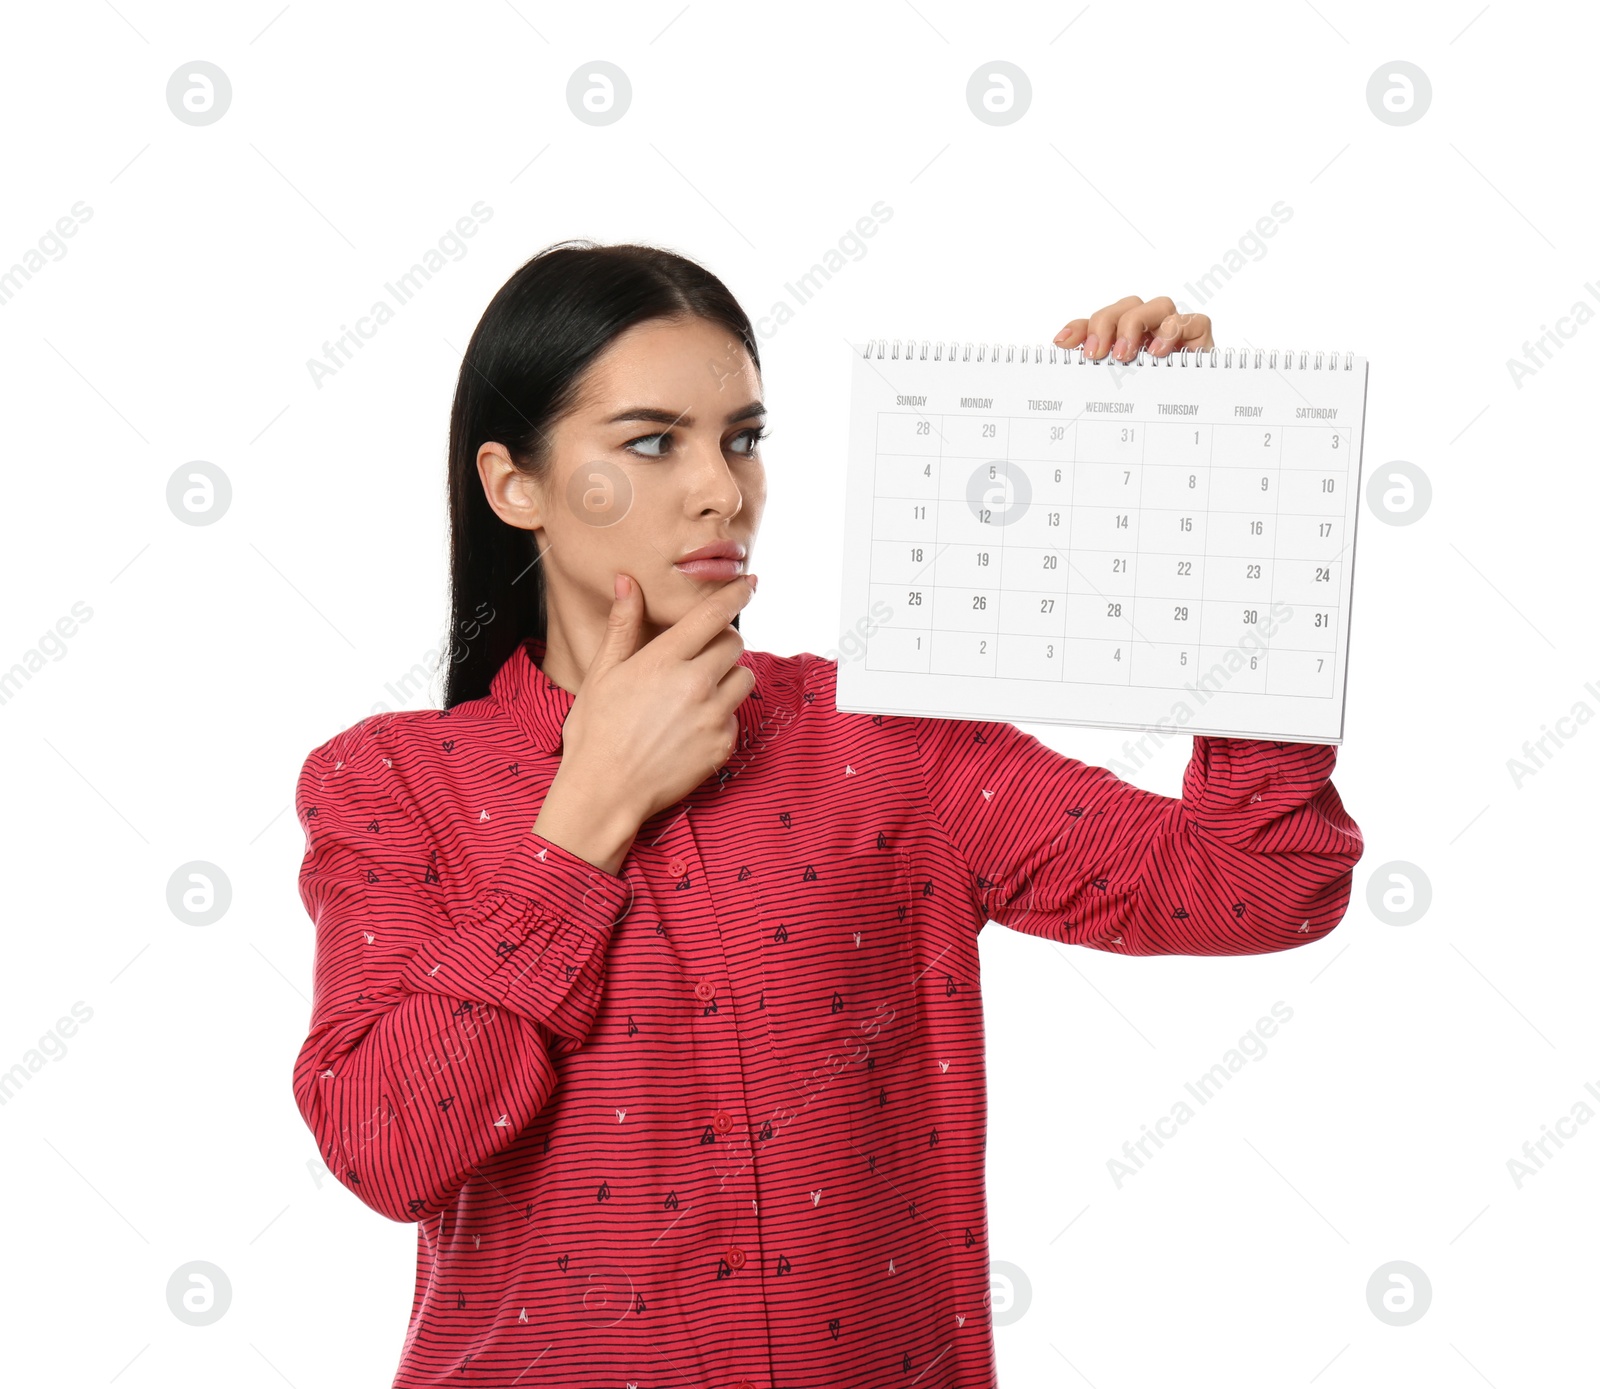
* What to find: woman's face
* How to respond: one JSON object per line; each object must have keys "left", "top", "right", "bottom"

{"left": 480, "top": 313, "right": 767, "bottom": 646}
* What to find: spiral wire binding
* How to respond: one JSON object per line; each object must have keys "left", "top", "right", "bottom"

{"left": 860, "top": 339, "right": 1357, "bottom": 372}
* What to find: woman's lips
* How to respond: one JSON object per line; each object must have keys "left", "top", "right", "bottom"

{"left": 673, "top": 558, "right": 745, "bottom": 581}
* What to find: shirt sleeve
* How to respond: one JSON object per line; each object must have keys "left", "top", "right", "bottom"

{"left": 289, "top": 729, "right": 634, "bottom": 1224}
{"left": 907, "top": 717, "right": 1363, "bottom": 954}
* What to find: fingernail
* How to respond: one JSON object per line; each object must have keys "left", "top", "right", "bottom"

{"left": 1112, "top": 337, "right": 1129, "bottom": 361}
{"left": 745, "top": 573, "right": 759, "bottom": 591}
{"left": 1148, "top": 335, "right": 1167, "bottom": 355}
{"left": 1084, "top": 333, "right": 1100, "bottom": 358}
{"left": 1052, "top": 326, "right": 1070, "bottom": 345}
{"left": 614, "top": 573, "right": 627, "bottom": 599}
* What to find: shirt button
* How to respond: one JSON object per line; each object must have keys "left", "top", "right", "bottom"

{"left": 667, "top": 856, "right": 689, "bottom": 877}
{"left": 733, "top": 1382, "right": 756, "bottom": 1389}
{"left": 693, "top": 979, "right": 716, "bottom": 1001}
{"left": 726, "top": 1246, "right": 747, "bottom": 1269}
{"left": 712, "top": 1110, "right": 733, "bottom": 1134}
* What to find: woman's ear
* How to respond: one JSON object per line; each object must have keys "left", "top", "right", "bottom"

{"left": 477, "top": 441, "right": 543, "bottom": 533}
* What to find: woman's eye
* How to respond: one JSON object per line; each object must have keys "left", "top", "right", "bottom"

{"left": 624, "top": 432, "right": 670, "bottom": 458}
{"left": 623, "top": 427, "right": 766, "bottom": 459}
{"left": 729, "top": 427, "right": 767, "bottom": 456}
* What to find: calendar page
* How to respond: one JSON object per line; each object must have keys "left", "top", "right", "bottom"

{"left": 836, "top": 341, "right": 1369, "bottom": 744}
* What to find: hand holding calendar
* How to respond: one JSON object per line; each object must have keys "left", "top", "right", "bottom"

{"left": 837, "top": 293, "right": 1366, "bottom": 744}
{"left": 1052, "top": 293, "right": 1213, "bottom": 363}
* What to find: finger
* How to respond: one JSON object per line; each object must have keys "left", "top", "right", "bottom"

{"left": 653, "top": 573, "right": 758, "bottom": 663}
{"left": 711, "top": 660, "right": 758, "bottom": 717}
{"left": 1147, "top": 309, "right": 1214, "bottom": 358}
{"left": 686, "top": 625, "right": 748, "bottom": 688}
{"left": 1054, "top": 304, "right": 1133, "bottom": 354}
{"left": 1052, "top": 317, "right": 1089, "bottom": 349}
{"left": 587, "top": 571, "right": 646, "bottom": 678}
{"left": 711, "top": 664, "right": 759, "bottom": 753}
{"left": 1109, "top": 297, "right": 1179, "bottom": 362}
{"left": 1071, "top": 296, "right": 1144, "bottom": 361}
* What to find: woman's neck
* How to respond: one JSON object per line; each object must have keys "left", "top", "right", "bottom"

{"left": 536, "top": 609, "right": 665, "bottom": 696}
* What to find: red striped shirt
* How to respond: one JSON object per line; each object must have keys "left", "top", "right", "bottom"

{"left": 291, "top": 636, "right": 1362, "bottom": 1387}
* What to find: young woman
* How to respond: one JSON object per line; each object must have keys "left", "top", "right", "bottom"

{"left": 291, "top": 242, "right": 1363, "bottom": 1389}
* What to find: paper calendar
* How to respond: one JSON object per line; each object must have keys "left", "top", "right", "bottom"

{"left": 837, "top": 339, "right": 1368, "bottom": 744}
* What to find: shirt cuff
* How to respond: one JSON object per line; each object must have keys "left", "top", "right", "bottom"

{"left": 1184, "top": 736, "right": 1339, "bottom": 833}
{"left": 398, "top": 831, "right": 635, "bottom": 1044}
{"left": 494, "top": 829, "right": 635, "bottom": 923}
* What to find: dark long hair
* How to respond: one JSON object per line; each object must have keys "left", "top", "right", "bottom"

{"left": 440, "top": 240, "right": 761, "bottom": 709}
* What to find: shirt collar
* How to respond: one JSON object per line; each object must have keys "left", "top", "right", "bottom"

{"left": 490, "top": 633, "right": 777, "bottom": 758}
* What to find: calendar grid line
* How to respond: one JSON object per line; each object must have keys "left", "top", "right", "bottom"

{"left": 934, "top": 406, "right": 948, "bottom": 666}
{"left": 1198, "top": 420, "right": 1216, "bottom": 686}
{"left": 1125, "top": 413, "right": 1150, "bottom": 685}
{"left": 991, "top": 416, "right": 1006, "bottom": 659}
{"left": 1265, "top": 422, "right": 1282, "bottom": 692}
{"left": 1056, "top": 407, "right": 1080, "bottom": 678}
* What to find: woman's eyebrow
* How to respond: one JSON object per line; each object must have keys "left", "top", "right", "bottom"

{"left": 603, "top": 400, "right": 766, "bottom": 427}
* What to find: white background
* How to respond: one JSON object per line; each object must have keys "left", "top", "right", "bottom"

{"left": 2, "top": 2, "right": 1595, "bottom": 1385}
